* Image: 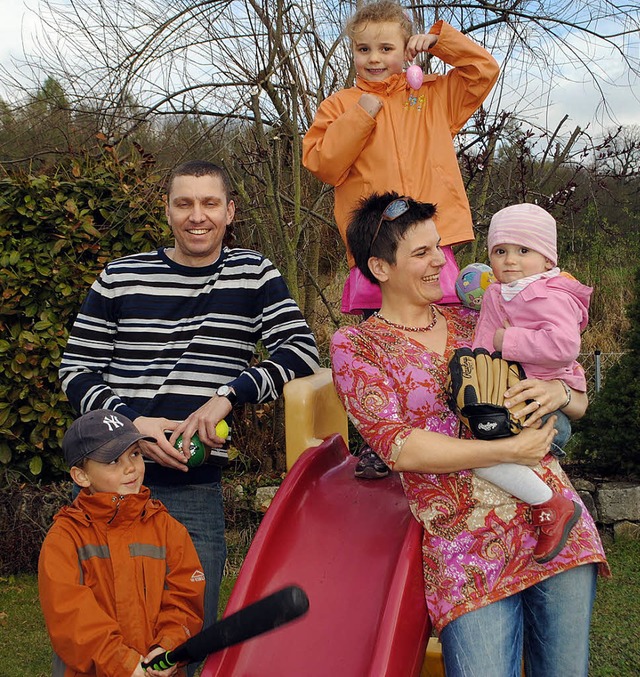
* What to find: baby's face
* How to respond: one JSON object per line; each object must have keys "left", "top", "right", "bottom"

{"left": 351, "top": 21, "right": 407, "bottom": 82}
{"left": 490, "top": 244, "right": 553, "bottom": 284}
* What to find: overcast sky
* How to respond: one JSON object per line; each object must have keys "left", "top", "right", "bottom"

{"left": 2, "top": 0, "right": 639, "bottom": 137}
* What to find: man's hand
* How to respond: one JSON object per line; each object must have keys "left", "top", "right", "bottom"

{"left": 358, "top": 93, "right": 383, "bottom": 118}
{"left": 405, "top": 33, "right": 438, "bottom": 61}
{"left": 134, "top": 416, "right": 189, "bottom": 471}
{"left": 173, "top": 395, "right": 233, "bottom": 456}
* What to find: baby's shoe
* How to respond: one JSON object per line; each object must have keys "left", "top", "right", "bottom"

{"left": 531, "top": 493, "right": 582, "bottom": 563}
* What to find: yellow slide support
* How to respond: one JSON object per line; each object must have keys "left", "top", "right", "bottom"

{"left": 284, "top": 369, "right": 445, "bottom": 677}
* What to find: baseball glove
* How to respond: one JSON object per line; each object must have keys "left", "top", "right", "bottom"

{"left": 447, "top": 347, "right": 529, "bottom": 440}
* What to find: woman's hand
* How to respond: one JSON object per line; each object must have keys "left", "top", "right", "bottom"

{"left": 500, "top": 416, "right": 557, "bottom": 466}
{"left": 504, "top": 378, "right": 588, "bottom": 426}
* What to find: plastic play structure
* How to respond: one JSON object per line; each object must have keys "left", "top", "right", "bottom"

{"left": 201, "top": 369, "right": 445, "bottom": 676}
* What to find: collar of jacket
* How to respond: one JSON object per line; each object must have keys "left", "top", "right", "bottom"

{"left": 356, "top": 72, "right": 408, "bottom": 96}
{"left": 355, "top": 71, "right": 437, "bottom": 96}
{"left": 58, "top": 485, "right": 164, "bottom": 526}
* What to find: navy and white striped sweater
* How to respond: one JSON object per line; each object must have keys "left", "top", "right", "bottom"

{"left": 60, "top": 246, "right": 320, "bottom": 483}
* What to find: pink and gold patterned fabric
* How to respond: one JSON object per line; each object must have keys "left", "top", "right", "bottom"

{"left": 330, "top": 305, "right": 609, "bottom": 632}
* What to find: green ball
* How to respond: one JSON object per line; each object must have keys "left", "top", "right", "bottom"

{"left": 175, "top": 433, "right": 209, "bottom": 468}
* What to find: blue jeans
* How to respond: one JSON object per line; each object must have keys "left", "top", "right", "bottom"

{"left": 147, "top": 482, "right": 227, "bottom": 628}
{"left": 440, "top": 564, "right": 597, "bottom": 677}
{"left": 544, "top": 409, "right": 571, "bottom": 458}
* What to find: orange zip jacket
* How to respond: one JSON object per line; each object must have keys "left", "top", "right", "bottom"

{"left": 303, "top": 21, "right": 499, "bottom": 267}
{"left": 38, "top": 486, "right": 205, "bottom": 677}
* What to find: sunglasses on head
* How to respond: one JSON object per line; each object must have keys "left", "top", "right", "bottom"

{"left": 369, "top": 197, "right": 410, "bottom": 252}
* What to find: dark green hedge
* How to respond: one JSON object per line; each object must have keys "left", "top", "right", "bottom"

{"left": 0, "top": 147, "right": 169, "bottom": 480}
{"left": 572, "top": 267, "right": 640, "bottom": 478}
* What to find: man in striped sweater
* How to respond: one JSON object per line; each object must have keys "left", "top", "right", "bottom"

{"left": 60, "top": 160, "right": 320, "bottom": 633}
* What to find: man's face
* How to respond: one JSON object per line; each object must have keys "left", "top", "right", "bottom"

{"left": 165, "top": 173, "right": 235, "bottom": 267}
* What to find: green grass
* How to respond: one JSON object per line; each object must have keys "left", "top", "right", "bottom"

{"left": 1, "top": 537, "right": 638, "bottom": 676}
{"left": 589, "top": 537, "right": 640, "bottom": 676}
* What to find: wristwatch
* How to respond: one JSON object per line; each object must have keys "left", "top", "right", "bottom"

{"left": 216, "top": 384, "right": 238, "bottom": 406}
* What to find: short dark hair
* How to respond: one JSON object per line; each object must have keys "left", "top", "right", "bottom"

{"left": 347, "top": 192, "right": 437, "bottom": 285}
{"left": 167, "top": 160, "right": 233, "bottom": 201}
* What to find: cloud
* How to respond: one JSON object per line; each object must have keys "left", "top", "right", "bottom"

{"left": 492, "top": 24, "right": 640, "bottom": 136}
{"left": 2, "top": 2, "right": 639, "bottom": 136}
{"left": 0, "top": 1, "right": 39, "bottom": 64}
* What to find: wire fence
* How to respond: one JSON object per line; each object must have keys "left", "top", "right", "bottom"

{"left": 579, "top": 351, "right": 626, "bottom": 400}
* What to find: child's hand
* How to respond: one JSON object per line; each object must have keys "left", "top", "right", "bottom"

{"left": 493, "top": 319, "right": 511, "bottom": 352}
{"left": 405, "top": 33, "right": 438, "bottom": 61}
{"left": 131, "top": 656, "right": 147, "bottom": 677}
{"left": 136, "top": 647, "right": 179, "bottom": 676}
{"left": 358, "top": 93, "right": 383, "bottom": 118}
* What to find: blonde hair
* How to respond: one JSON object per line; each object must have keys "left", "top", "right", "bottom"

{"left": 345, "top": 1, "right": 413, "bottom": 42}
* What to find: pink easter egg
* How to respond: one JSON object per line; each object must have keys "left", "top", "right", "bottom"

{"left": 406, "top": 64, "right": 423, "bottom": 90}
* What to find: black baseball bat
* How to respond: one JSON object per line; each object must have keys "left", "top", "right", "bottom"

{"left": 141, "top": 585, "right": 309, "bottom": 671}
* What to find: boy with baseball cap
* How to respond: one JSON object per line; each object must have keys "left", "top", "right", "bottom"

{"left": 38, "top": 409, "right": 205, "bottom": 676}
{"left": 470, "top": 203, "right": 592, "bottom": 563}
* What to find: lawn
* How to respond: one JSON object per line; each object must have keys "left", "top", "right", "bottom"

{"left": 1, "top": 537, "right": 638, "bottom": 676}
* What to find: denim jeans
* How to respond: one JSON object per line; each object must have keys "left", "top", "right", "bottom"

{"left": 544, "top": 409, "right": 571, "bottom": 458}
{"left": 147, "top": 482, "right": 227, "bottom": 627}
{"left": 147, "top": 482, "right": 226, "bottom": 676}
{"left": 440, "top": 564, "right": 597, "bottom": 677}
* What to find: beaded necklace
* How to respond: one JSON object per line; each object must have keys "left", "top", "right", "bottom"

{"left": 374, "top": 305, "right": 438, "bottom": 332}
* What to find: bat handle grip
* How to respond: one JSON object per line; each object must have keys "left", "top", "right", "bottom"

{"left": 141, "top": 650, "right": 177, "bottom": 671}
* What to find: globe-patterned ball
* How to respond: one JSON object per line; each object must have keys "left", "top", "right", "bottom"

{"left": 455, "top": 263, "right": 496, "bottom": 309}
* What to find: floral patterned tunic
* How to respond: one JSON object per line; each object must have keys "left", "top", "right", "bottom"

{"left": 331, "top": 305, "right": 609, "bottom": 632}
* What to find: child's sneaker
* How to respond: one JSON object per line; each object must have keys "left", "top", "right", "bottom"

{"left": 354, "top": 445, "right": 389, "bottom": 479}
{"left": 531, "top": 493, "right": 582, "bottom": 563}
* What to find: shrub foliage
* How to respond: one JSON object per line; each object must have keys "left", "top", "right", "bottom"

{"left": 572, "top": 267, "right": 640, "bottom": 477}
{"left": 0, "top": 146, "right": 168, "bottom": 480}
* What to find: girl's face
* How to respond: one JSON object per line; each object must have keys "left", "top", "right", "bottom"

{"left": 351, "top": 21, "right": 407, "bottom": 82}
{"left": 490, "top": 243, "right": 553, "bottom": 284}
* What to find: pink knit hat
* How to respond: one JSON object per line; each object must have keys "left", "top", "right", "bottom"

{"left": 488, "top": 204, "right": 557, "bottom": 266}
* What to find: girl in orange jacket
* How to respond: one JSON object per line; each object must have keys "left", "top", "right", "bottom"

{"left": 303, "top": 2, "right": 499, "bottom": 315}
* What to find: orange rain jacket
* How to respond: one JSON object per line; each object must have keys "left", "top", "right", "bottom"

{"left": 38, "top": 486, "right": 205, "bottom": 677}
{"left": 303, "top": 21, "right": 500, "bottom": 267}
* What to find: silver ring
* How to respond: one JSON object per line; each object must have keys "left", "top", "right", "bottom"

{"left": 533, "top": 400, "right": 542, "bottom": 409}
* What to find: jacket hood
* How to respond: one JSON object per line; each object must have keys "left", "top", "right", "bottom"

{"left": 55, "top": 485, "right": 166, "bottom": 527}
{"left": 546, "top": 275, "right": 593, "bottom": 331}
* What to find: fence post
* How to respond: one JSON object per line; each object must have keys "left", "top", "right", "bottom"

{"left": 594, "top": 349, "right": 602, "bottom": 393}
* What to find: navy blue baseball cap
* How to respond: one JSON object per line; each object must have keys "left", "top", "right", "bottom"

{"left": 63, "top": 409, "right": 155, "bottom": 467}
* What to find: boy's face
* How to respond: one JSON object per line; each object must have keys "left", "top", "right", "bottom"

{"left": 351, "top": 21, "right": 407, "bottom": 82}
{"left": 71, "top": 443, "right": 146, "bottom": 495}
{"left": 490, "top": 244, "right": 553, "bottom": 284}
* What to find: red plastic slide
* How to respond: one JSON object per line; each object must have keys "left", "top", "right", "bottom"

{"left": 201, "top": 434, "right": 430, "bottom": 677}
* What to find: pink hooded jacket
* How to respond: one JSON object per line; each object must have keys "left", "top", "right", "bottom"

{"left": 472, "top": 274, "right": 593, "bottom": 390}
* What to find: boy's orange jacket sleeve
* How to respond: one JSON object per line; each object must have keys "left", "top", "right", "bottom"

{"left": 38, "top": 530, "right": 143, "bottom": 676}
{"left": 153, "top": 519, "right": 205, "bottom": 651}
